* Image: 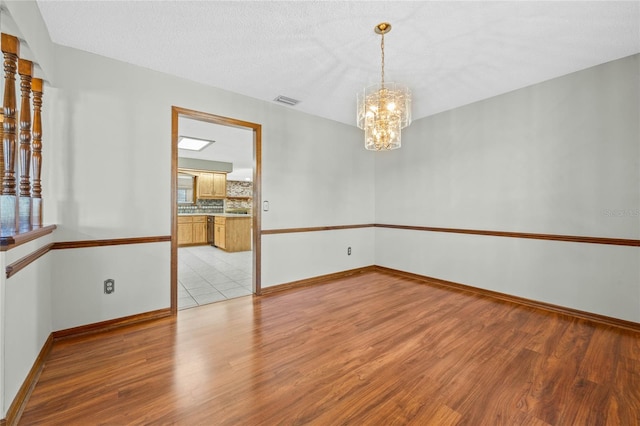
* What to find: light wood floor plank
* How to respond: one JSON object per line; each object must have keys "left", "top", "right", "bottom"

{"left": 19, "top": 271, "right": 640, "bottom": 425}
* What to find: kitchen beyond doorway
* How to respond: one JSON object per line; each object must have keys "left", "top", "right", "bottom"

{"left": 171, "top": 106, "right": 262, "bottom": 314}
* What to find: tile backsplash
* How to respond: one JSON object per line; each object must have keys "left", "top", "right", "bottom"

{"left": 226, "top": 181, "right": 253, "bottom": 212}
{"left": 226, "top": 199, "right": 252, "bottom": 211}
{"left": 227, "top": 181, "right": 252, "bottom": 197}
{"left": 177, "top": 181, "right": 253, "bottom": 214}
{"left": 178, "top": 198, "right": 223, "bottom": 214}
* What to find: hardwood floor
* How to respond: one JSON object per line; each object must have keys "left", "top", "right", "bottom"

{"left": 20, "top": 271, "right": 640, "bottom": 425}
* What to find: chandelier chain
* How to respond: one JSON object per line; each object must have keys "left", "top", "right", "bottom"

{"left": 380, "top": 31, "right": 385, "bottom": 86}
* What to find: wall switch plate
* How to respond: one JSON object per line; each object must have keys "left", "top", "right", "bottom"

{"left": 104, "top": 279, "right": 115, "bottom": 294}
{"left": 348, "top": 247, "right": 351, "bottom": 255}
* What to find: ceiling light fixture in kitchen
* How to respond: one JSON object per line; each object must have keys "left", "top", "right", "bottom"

{"left": 274, "top": 95, "right": 300, "bottom": 106}
{"left": 357, "top": 22, "right": 411, "bottom": 151}
{"left": 178, "top": 136, "right": 214, "bottom": 151}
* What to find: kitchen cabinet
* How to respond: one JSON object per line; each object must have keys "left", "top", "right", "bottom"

{"left": 178, "top": 215, "right": 208, "bottom": 246}
{"left": 193, "top": 217, "right": 207, "bottom": 243}
{"left": 177, "top": 216, "right": 193, "bottom": 245}
{"left": 214, "top": 217, "right": 226, "bottom": 250}
{"left": 197, "top": 172, "right": 227, "bottom": 199}
{"left": 214, "top": 216, "right": 251, "bottom": 252}
{"left": 213, "top": 173, "right": 227, "bottom": 197}
{"left": 197, "top": 173, "right": 214, "bottom": 198}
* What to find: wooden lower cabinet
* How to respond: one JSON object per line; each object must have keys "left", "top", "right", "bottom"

{"left": 214, "top": 217, "right": 226, "bottom": 250}
{"left": 177, "top": 216, "right": 193, "bottom": 246}
{"left": 178, "top": 215, "right": 208, "bottom": 247}
{"left": 192, "top": 218, "right": 207, "bottom": 244}
{"left": 178, "top": 215, "right": 250, "bottom": 251}
{"left": 214, "top": 216, "right": 251, "bottom": 252}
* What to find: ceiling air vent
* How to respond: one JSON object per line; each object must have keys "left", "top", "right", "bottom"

{"left": 273, "top": 95, "right": 300, "bottom": 106}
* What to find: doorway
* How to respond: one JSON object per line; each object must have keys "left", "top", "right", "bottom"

{"left": 171, "top": 106, "right": 262, "bottom": 314}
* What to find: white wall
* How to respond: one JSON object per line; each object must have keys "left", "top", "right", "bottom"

{"left": 375, "top": 55, "right": 640, "bottom": 322}
{"left": 1, "top": 235, "right": 53, "bottom": 415}
{"left": 45, "top": 36, "right": 374, "bottom": 320}
{"left": 0, "top": 251, "right": 4, "bottom": 417}
{"left": 259, "top": 111, "right": 376, "bottom": 286}
{"left": 262, "top": 228, "right": 374, "bottom": 288}
{"left": 50, "top": 243, "right": 170, "bottom": 331}
{"left": 0, "top": 3, "right": 56, "bottom": 417}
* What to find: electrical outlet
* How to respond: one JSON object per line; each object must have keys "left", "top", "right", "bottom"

{"left": 348, "top": 247, "right": 352, "bottom": 256}
{"left": 104, "top": 279, "right": 115, "bottom": 294}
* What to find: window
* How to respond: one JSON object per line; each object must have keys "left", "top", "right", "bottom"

{"left": 177, "top": 174, "right": 195, "bottom": 204}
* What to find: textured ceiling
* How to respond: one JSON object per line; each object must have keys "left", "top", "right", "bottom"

{"left": 36, "top": 1, "right": 639, "bottom": 126}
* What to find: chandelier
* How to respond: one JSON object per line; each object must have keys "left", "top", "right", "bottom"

{"left": 357, "top": 22, "right": 411, "bottom": 151}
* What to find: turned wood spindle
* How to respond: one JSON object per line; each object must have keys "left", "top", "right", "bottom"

{"left": 31, "top": 78, "right": 43, "bottom": 226}
{"left": 18, "top": 59, "right": 32, "bottom": 198}
{"left": 1, "top": 33, "right": 19, "bottom": 197}
{"left": 0, "top": 111, "right": 3, "bottom": 185}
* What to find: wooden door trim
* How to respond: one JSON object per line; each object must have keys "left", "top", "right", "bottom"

{"left": 171, "top": 107, "right": 262, "bottom": 314}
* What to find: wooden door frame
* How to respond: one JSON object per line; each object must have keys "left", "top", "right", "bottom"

{"left": 171, "top": 106, "right": 262, "bottom": 314}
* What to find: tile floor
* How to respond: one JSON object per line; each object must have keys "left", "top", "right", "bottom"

{"left": 178, "top": 245, "right": 253, "bottom": 310}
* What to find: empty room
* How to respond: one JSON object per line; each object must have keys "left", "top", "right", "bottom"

{"left": 0, "top": 1, "right": 638, "bottom": 425}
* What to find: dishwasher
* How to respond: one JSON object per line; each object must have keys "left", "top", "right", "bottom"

{"left": 207, "top": 216, "right": 215, "bottom": 246}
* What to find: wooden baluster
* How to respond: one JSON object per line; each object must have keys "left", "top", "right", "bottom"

{"left": 0, "top": 111, "right": 3, "bottom": 186}
{"left": 1, "top": 33, "right": 19, "bottom": 232}
{"left": 18, "top": 58, "right": 32, "bottom": 230}
{"left": 31, "top": 78, "right": 43, "bottom": 226}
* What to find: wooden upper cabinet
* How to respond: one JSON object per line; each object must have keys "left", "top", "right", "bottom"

{"left": 213, "top": 173, "right": 227, "bottom": 197}
{"left": 196, "top": 173, "right": 215, "bottom": 198}
{"left": 196, "top": 172, "right": 226, "bottom": 199}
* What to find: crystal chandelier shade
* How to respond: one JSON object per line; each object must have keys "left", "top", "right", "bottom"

{"left": 357, "top": 23, "right": 412, "bottom": 151}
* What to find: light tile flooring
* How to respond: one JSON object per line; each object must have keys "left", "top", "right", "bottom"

{"left": 178, "top": 245, "right": 253, "bottom": 310}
